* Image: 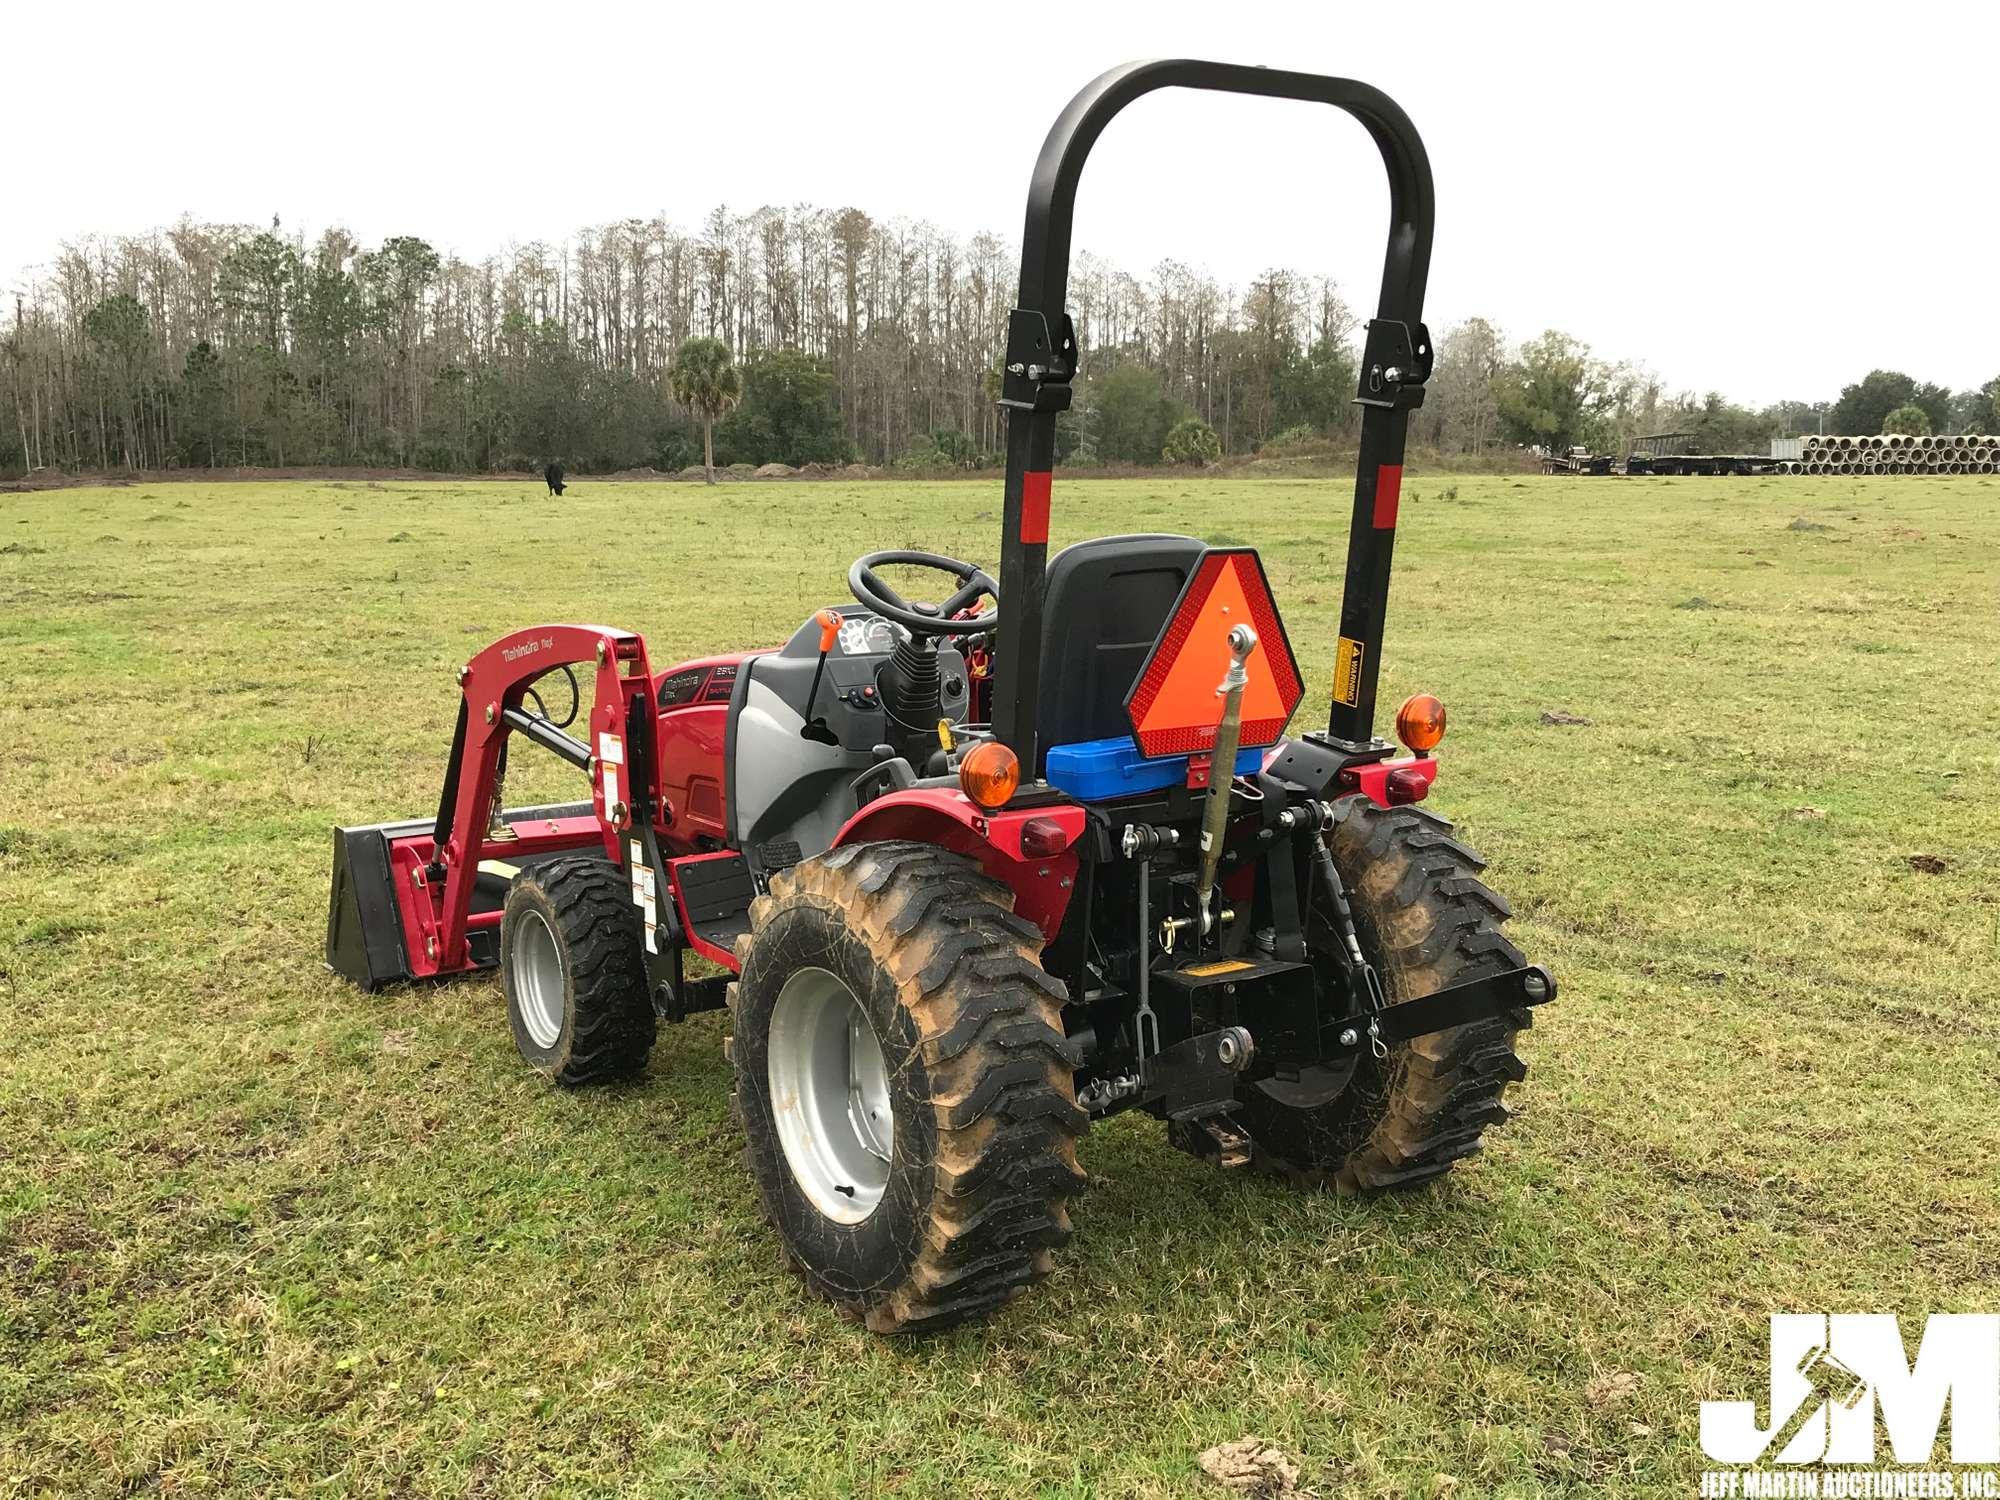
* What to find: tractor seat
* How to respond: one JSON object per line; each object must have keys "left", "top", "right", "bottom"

{"left": 1035, "top": 534, "right": 1205, "bottom": 774}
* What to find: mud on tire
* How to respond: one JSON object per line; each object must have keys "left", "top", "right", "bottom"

{"left": 500, "top": 855, "right": 655, "bottom": 1085}
{"left": 1232, "top": 800, "right": 1531, "bottom": 1191}
{"left": 728, "top": 841, "right": 1086, "bottom": 1333}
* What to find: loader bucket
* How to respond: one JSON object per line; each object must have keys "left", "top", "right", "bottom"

{"left": 325, "top": 801, "right": 600, "bottom": 991}
{"left": 325, "top": 816, "right": 430, "bottom": 991}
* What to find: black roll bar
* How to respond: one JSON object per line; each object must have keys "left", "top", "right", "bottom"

{"left": 991, "top": 59, "right": 1437, "bottom": 768}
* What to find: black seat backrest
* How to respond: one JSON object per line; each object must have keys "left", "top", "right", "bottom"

{"left": 1036, "top": 534, "right": 1205, "bottom": 770}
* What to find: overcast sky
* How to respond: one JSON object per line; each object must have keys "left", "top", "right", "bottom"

{"left": 7, "top": 0, "right": 1995, "bottom": 407}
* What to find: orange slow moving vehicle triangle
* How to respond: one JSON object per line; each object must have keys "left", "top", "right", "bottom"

{"left": 1125, "top": 548, "right": 1305, "bottom": 758}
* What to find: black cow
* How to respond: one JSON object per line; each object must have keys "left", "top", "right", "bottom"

{"left": 544, "top": 462, "right": 566, "bottom": 497}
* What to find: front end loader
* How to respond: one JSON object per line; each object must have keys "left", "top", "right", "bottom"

{"left": 325, "top": 59, "right": 1555, "bottom": 1334}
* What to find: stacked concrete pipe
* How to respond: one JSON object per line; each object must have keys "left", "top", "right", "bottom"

{"left": 1797, "top": 433, "right": 1999, "bottom": 475}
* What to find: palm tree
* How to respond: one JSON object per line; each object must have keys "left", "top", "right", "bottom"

{"left": 670, "top": 336, "right": 742, "bottom": 484}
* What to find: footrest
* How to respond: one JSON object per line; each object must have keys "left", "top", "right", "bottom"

{"left": 673, "top": 853, "right": 756, "bottom": 957}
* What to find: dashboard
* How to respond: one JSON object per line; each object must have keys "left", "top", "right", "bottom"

{"left": 836, "top": 614, "right": 899, "bottom": 657}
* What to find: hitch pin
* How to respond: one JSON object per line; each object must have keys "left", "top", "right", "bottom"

{"left": 1159, "top": 912, "right": 1226, "bottom": 951}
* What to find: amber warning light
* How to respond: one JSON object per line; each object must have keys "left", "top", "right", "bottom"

{"left": 959, "top": 741, "right": 1021, "bottom": 809}
{"left": 1395, "top": 693, "right": 1446, "bottom": 755}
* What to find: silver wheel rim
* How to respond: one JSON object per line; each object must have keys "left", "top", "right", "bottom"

{"left": 767, "top": 967, "right": 894, "bottom": 1224}
{"left": 513, "top": 909, "right": 566, "bottom": 1050}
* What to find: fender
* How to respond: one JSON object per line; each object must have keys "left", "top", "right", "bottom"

{"left": 830, "top": 789, "right": 1085, "bottom": 942}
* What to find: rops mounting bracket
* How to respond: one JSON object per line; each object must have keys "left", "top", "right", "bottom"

{"left": 998, "top": 308, "right": 1077, "bottom": 413}
{"left": 1354, "top": 318, "right": 1434, "bottom": 411}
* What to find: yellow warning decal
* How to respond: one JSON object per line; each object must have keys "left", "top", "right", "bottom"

{"left": 1333, "top": 636, "right": 1366, "bottom": 707}
{"left": 477, "top": 859, "right": 521, "bottom": 881}
{"left": 1182, "top": 958, "right": 1255, "bottom": 977}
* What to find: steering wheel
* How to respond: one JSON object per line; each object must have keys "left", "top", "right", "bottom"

{"left": 847, "top": 549, "right": 998, "bottom": 636}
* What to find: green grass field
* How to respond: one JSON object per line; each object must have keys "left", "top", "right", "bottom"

{"left": 3, "top": 472, "right": 1995, "bottom": 1497}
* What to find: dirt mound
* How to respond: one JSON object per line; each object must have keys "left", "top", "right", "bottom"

{"left": 1197, "top": 1437, "right": 1309, "bottom": 1497}
{"left": 0, "top": 465, "right": 482, "bottom": 490}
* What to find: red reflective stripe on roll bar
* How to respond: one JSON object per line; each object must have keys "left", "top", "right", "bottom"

{"left": 1021, "top": 471, "right": 1052, "bottom": 544}
{"left": 1373, "top": 464, "right": 1403, "bottom": 529}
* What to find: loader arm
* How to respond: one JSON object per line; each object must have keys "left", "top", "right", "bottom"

{"left": 418, "top": 624, "right": 654, "bottom": 980}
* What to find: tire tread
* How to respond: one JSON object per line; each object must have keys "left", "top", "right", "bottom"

{"left": 730, "top": 840, "right": 1085, "bottom": 1333}
{"left": 1246, "top": 801, "right": 1532, "bottom": 1192}
{"left": 515, "top": 855, "right": 653, "bottom": 1086}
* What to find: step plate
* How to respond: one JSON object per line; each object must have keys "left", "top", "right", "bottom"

{"left": 674, "top": 853, "right": 756, "bottom": 960}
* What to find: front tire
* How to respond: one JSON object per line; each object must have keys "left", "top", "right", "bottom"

{"left": 1233, "top": 800, "right": 1531, "bottom": 1190}
{"left": 728, "top": 841, "right": 1086, "bottom": 1333}
{"left": 500, "top": 856, "right": 655, "bottom": 1085}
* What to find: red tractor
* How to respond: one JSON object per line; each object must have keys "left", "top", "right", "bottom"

{"left": 326, "top": 60, "right": 1553, "bottom": 1334}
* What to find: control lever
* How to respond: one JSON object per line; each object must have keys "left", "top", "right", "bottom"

{"left": 800, "top": 608, "right": 842, "bottom": 745}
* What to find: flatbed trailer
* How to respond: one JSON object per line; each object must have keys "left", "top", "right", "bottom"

{"left": 1623, "top": 452, "right": 1790, "bottom": 476}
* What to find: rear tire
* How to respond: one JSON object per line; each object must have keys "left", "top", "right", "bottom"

{"left": 1232, "top": 800, "right": 1531, "bottom": 1191}
{"left": 500, "top": 856, "right": 655, "bottom": 1085}
{"left": 728, "top": 841, "right": 1086, "bottom": 1333}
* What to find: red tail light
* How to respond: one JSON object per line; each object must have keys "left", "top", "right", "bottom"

{"left": 1020, "top": 816, "right": 1070, "bottom": 857}
{"left": 1384, "top": 766, "right": 1431, "bottom": 805}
